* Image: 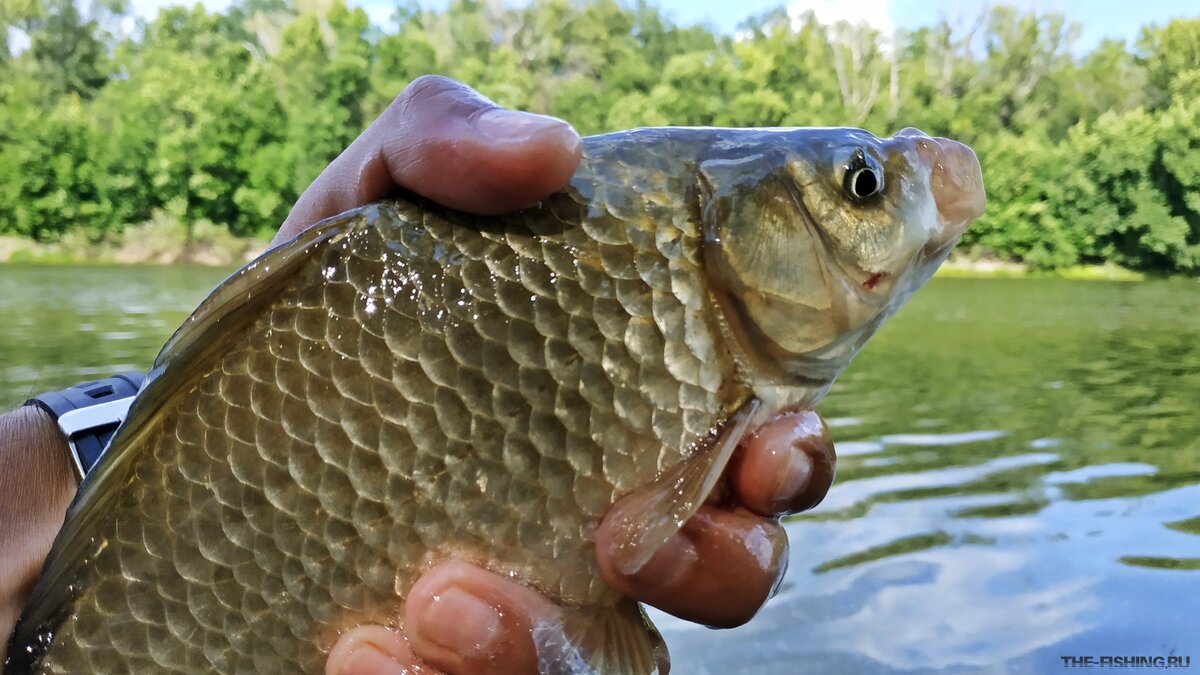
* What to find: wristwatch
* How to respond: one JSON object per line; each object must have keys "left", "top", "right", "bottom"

{"left": 25, "top": 372, "right": 144, "bottom": 481}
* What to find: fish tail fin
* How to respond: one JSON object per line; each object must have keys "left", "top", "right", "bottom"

{"left": 532, "top": 598, "right": 669, "bottom": 675}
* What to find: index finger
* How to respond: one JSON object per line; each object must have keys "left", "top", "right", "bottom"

{"left": 276, "top": 76, "right": 582, "bottom": 245}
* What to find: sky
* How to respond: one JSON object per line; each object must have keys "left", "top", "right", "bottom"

{"left": 656, "top": 0, "right": 1198, "bottom": 48}
{"left": 14, "top": 0, "right": 1199, "bottom": 53}
{"left": 116, "top": 0, "right": 1199, "bottom": 49}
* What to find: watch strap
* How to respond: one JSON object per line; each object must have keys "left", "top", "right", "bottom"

{"left": 25, "top": 371, "right": 144, "bottom": 480}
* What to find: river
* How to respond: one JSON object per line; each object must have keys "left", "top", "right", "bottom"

{"left": 2, "top": 265, "right": 1197, "bottom": 673}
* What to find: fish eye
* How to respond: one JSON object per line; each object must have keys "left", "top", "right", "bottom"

{"left": 842, "top": 151, "right": 885, "bottom": 202}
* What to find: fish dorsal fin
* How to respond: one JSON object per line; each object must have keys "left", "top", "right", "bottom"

{"left": 604, "top": 397, "right": 761, "bottom": 577}
{"left": 11, "top": 210, "right": 362, "bottom": 652}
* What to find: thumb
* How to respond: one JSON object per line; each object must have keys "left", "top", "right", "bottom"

{"left": 277, "top": 75, "right": 582, "bottom": 245}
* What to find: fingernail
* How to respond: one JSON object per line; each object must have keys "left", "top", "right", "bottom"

{"left": 771, "top": 446, "right": 813, "bottom": 511}
{"left": 472, "top": 107, "right": 580, "bottom": 148}
{"left": 417, "top": 586, "right": 501, "bottom": 658}
{"left": 627, "top": 532, "right": 698, "bottom": 590}
{"left": 340, "top": 644, "right": 407, "bottom": 675}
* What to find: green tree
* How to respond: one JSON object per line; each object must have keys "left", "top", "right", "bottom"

{"left": 966, "top": 132, "right": 1082, "bottom": 269}
{"left": 2, "top": 0, "right": 1200, "bottom": 274}
{"left": 976, "top": 5, "right": 1080, "bottom": 137}
{"left": 1057, "top": 107, "right": 1200, "bottom": 272}
{"left": 0, "top": 73, "right": 101, "bottom": 239}
{"left": 272, "top": 2, "right": 371, "bottom": 199}
{"left": 14, "top": 0, "right": 120, "bottom": 99}
{"left": 1137, "top": 19, "right": 1200, "bottom": 111}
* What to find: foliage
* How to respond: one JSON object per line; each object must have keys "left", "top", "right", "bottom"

{"left": 1, "top": 0, "right": 1199, "bottom": 273}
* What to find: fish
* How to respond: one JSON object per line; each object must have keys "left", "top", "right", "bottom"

{"left": 5, "top": 126, "right": 984, "bottom": 674}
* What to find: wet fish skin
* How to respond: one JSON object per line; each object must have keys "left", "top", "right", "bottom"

{"left": 6, "top": 127, "right": 983, "bottom": 674}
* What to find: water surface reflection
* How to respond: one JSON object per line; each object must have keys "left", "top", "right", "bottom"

{"left": 658, "top": 278, "right": 1200, "bottom": 673}
{"left": 2, "top": 269, "right": 1197, "bottom": 672}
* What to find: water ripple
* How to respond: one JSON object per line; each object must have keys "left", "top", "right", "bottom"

{"left": 818, "top": 452, "right": 1061, "bottom": 515}
{"left": 1043, "top": 463, "right": 1158, "bottom": 485}
{"left": 880, "top": 429, "right": 1008, "bottom": 446}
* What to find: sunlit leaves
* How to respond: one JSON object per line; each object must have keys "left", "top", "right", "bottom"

{"left": 1137, "top": 19, "right": 1200, "bottom": 111}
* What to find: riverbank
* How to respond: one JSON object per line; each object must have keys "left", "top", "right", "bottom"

{"left": 936, "top": 258, "right": 1147, "bottom": 281}
{"left": 0, "top": 213, "right": 269, "bottom": 266}
{"left": 0, "top": 227, "right": 1153, "bottom": 281}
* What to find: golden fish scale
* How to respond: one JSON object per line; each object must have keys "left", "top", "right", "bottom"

{"left": 33, "top": 145, "right": 744, "bottom": 673}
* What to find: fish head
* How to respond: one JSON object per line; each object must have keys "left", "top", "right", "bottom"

{"left": 700, "top": 126, "right": 985, "bottom": 389}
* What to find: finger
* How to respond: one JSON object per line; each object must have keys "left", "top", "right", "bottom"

{"left": 404, "top": 560, "right": 560, "bottom": 675}
{"left": 326, "top": 625, "right": 439, "bottom": 675}
{"left": 728, "top": 410, "right": 837, "bottom": 518}
{"left": 276, "top": 75, "right": 582, "bottom": 245}
{"left": 595, "top": 504, "right": 788, "bottom": 628}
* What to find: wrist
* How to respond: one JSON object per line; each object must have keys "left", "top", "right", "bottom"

{"left": 2, "top": 398, "right": 74, "bottom": 473}
{"left": 0, "top": 405, "right": 75, "bottom": 490}
{"left": 0, "top": 406, "right": 77, "bottom": 644}
{"left": 0, "top": 403, "right": 78, "bottom": 538}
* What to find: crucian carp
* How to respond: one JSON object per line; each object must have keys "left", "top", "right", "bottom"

{"left": 6, "top": 126, "right": 984, "bottom": 674}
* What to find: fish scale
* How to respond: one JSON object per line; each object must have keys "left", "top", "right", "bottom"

{"left": 8, "top": 127, "right": 984, "bottom": 674}
{"left": 23, "top": 149, "right": 727, "bottom": 673}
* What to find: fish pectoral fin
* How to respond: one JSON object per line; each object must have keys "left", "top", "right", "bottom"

{"left": 533, "top": 599, "right": 668, "bottom": 675}
{"left": 605, "top": 397, "right": 762, "bottom": 577}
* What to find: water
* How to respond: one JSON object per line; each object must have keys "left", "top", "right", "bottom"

{"left": 0, "top": 265, "right": 234, "bottom": 404}
{"left": 2, "top": 266, "right": 1197, "bottom": 672}
{"left": 654, "top": 277, "right": 1200, "bottom": 673}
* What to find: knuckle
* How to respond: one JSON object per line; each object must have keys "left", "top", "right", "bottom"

{"left": 395, "top": 74, "right": 455, "bottom": 107}
{"left": 389, "top": 75, "right": 484, "bottom": 121}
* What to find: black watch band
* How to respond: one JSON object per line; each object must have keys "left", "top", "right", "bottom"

{"left": 25, "top": 371, "right": 144, "bottom": 480}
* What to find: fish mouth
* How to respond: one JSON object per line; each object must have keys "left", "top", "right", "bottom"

{"left": 898, "top": 128, "right": 986, "bottom": 248}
